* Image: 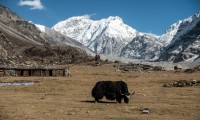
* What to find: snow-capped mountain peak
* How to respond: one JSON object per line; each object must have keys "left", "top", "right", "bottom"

{"left": 158, "top": 11, "right": 200, "bottom": 62}
{"left": 46, "top": 11, "right": 200, "bottom": 62}
{"left": 52, "top": 15, "right": 138, "bottom": 56}
{"left": 160, "top": 11, "right": 200, "bottom": 45}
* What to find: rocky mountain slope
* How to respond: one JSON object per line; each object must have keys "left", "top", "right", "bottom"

{"left": 120, "top": 33, "right": 162, "bottom": 60}
{"left": 35, "top": 24, "right": 95, "bottom": 56}
{"left": 0, "top": 4, "right": 94, "bottom": 66}
{"left": 0, "top": 5, "right": 57, "bottom": 45}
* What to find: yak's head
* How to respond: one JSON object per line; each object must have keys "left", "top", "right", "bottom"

{"left": 121, "top": 91, "right": 135, "bottom": 103}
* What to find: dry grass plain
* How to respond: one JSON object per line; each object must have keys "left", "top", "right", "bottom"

{"left": 0, "top": 63, "right": 200, "bottom": 120}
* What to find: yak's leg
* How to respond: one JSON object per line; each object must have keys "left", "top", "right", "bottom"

{"left": 116, "top": 96, "right": 122, "bottom": 103}
{"left": 95, "top": 98, "right": 99, "bottom": 103}
{"left": 94, "top": 95, "right": 103, "bottom": 103}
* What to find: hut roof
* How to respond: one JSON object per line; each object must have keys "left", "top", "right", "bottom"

{"left": 0, "top": 65, "right": 67, "bottom": 70}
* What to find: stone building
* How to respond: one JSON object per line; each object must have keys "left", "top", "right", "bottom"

{"left": 0, "top": 66, "right": 69, "bottom": 77}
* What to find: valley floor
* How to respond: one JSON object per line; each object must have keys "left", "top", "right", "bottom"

{"left": 0, "top": 63, "right": 199, "bottom": 120}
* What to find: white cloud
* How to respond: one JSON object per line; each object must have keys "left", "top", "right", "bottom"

{"left": 83, "top": 13, "right": 96, "bottom": 19}
{"left": 18, "top": 0, "right": 44, "bottom": 10}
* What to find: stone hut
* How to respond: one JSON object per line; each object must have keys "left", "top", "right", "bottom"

{"left": 0, "top": 66, "right": 69, "bottom": 77}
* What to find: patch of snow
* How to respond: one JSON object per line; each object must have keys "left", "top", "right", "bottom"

{"left": 35, "top": 24, "right": 46, "bottom": 32}
{"left": 0, "top": 82, "right": 34, "bottom": 86}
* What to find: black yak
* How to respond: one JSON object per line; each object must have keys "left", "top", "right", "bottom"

{"left": 92, "top": 81, "right": 134, "bottom": 103}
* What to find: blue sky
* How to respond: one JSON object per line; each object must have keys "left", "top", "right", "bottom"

{"left": 1, "top": 0, "right": 200, "bottom": 35}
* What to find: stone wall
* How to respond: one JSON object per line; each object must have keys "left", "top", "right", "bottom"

{"left": 0, "top": 45, "right": 7, "bottom": 59}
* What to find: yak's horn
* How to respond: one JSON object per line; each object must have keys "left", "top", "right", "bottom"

{"left": 120, "top": 90, "right": 124, "bottom": 95}
{"left": 131, "top": 91, "right": 135, "bottom": 95}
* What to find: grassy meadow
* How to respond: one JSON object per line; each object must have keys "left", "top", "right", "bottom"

{"left": 0, "top": 64, "right": 199, "bottom": 120}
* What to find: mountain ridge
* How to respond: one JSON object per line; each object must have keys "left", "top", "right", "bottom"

{"left": 50, "top": 12, "right": 200, "bottom": 62}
